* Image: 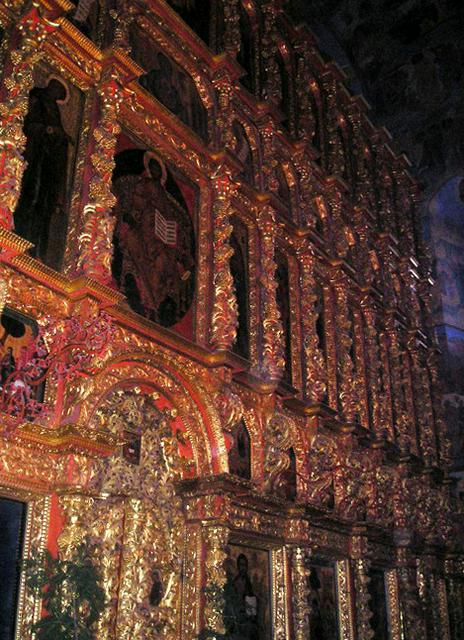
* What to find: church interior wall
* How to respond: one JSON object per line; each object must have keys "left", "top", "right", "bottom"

{"left": 0, "top": 0, "right": 462, "bottom": 638}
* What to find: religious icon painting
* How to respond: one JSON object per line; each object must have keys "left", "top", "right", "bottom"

{"left": 0, "top": 497, "right": 27, "bottom": 640}
{"left": 228, "top": 419, "right": 251, "bottom": 480}
{"left": 0, "top": 309, "right": 47, "bottom": 417}
{"left": 307, "top": 559, "right": 340, "bottom": 640}
{"left": 14, "top": 67, "right": 84, "bottom": 270}
{"left": 224, "top": 543, "right": 272, "bottom": 640}
{"left": 129, "top": 25, "right": 208, "bottom": 140}
{"left": 111, "top": 140, "right": 197, "bottom": 338}
{"left": 367, "top": 568, "right": 390, "bottom": 640}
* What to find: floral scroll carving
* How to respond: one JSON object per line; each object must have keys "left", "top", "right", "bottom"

{"left": 210, "top": 170, "right": 239, "bottom": 351}
{"left": 76, "top": 76, "right": 123, "bottom": 284}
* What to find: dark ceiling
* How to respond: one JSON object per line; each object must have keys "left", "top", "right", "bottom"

{"left": 288, "top": 0, "right": 464, "bottom": 198}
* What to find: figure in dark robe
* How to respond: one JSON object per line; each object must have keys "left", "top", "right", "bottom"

{"left": 14, "top": 78, "right": 70, "bottom": 261}
{"left": 225, "top": 554, "right": 260, "bottom": 639}
{"left": 112, "top": 155, "right": 195, "bottom": 327}
{"left": 0, "top": 347, "right": 15, "bottom": 385}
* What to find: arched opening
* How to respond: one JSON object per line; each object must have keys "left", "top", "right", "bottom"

{"left": 165, "top": 0, "right": 213, "bottom": 46}
{"left": 230, "top": 217, "right": 250, "bottom": 361}
{"left": 231, "top": 120, "right": 255, "bottom": 186}
{"left": 228, "top": 419, "right": 251, "bottom": 479}
{"left": 275, "top": 251, "right": 292, "bottom": 385}
{"left": 130, "top": 27, "right": 208, "bottom": 140}
{"left": 14, "top": 75, "right": 83, "bottom": 270}
{"left": 237, "top": 3, "right": 256, "bottom": 93}
{"left": 111, "top": 146, "right": 196, "bottom": 334}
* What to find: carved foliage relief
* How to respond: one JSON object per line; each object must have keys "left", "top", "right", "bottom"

{"left": 58, "top": 386, "right": 192, "bottom": 640}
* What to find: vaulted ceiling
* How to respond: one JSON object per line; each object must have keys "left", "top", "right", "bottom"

{"left": 288, "top": 0, "right": 464, "bottom": 199}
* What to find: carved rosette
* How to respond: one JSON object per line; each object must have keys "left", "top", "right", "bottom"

{"left": 76, "top": 77, "right": 123, "bottom": 285}
{"left": 210, "top": 170, "right": 239, "bottom": 351}
{"left": 298, "top": 246, "right": 327, "bottom": 403}
{"left": 331, "top": 269, "right": 358, "bottom": 423}
{"left": 0, "top": 6, "right": 58, "bottom": 228}
{"left": 353, "top": 557, "right": 374, "bottom": 640}
{"left": 255, "top": 205, "right": 285, "bottom": 382}
{"left": 291, "top": 547, "right": 311, "bottom": 640}
{"left": 203, "top": 525, "right": 229, "bottom": 634}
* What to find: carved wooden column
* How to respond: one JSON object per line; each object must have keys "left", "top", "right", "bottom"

{"left": 254, "top": 204, "right": 284, "bottom": 383}
{"left": 396, "top": 548, "right": 427, "bottom": 640}
{"left": 351, "top": 302, "right": 370, "bottom": 428}
{"left": 293, "top": 149, "right": 318, "bottom": 229}
{"left": 222, "top": 0, "right": 241, "bottom": 58}
{"left": 322, "top": 74, "right": 344, "bottom": 177}
{"left": 352, "top": 558, "right": 374, "bottom": 640}
{"left": 349, "top": 107, "right": 375, "bottom": 211}
{"left": 203, "top": 525, "right": 229, "bottom": 635}
{"left": 392, "top": 170, "right": 416, "bottom": 257}
{"left": 375, "top": 149, "right": 396, "bottom": 235}
{"left": 212, "top": 71, "right": 236, "bottom": 151}
{"left": 291, "top": 546, "right": 310, "bottom": 640}
{"left": 398, "top": 258, "right": 422, "bottom": 328}
{"left": 261, "top": 2, "right": 281, "bottom": 105}
{"left": 76, "top": 73, "right": 123, "bottom": 285}
{"left": 406, "top": 335, "right": 438, "bottom": 466}
{"left": 384, "top": 313, "right": 414, "bottom": 451}
{"left": 0, "top": 4, "right": 59, "bottom": 228}
{"left": 437, "top": 575, "right": 452, "bottom": 640}
{"left": 361, "top": 295, "right": 392, "bottom": 438}
{"left": 444, "top": 558, "right": 464, "bottom": 640}
{"left": 426, "top": 347, "right": 453, "bottom": 468}
{"left": 331, "top": 268, "right": 358, "bottom": 423}
{"left": 210, "top": 168, "right": 239, "bottom": 351}
{"left": 294, "top": 39, "right": 317, "bottom": 141}
{"left": 297, "top": 244, "right": 326, "bottom": 404}
{"left": 321, "top": 279, "right": 339, "bottom": 411}
{"left": 260, "top": 117, "right": 279, "bottom": 193}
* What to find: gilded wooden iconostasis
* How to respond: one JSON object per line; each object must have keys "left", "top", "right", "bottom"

{"left": 0, "top": 0, "right": 463, "bottom": 639}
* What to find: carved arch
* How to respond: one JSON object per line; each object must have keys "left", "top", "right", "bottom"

{"left": 228, "top": 113, "right": 262, "bottom": 188}
{"left": 79, "top": 354, "right": 228, "bottom": 476}
{"left": 132, "top": 16, "right": 216, "bottom": 139}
